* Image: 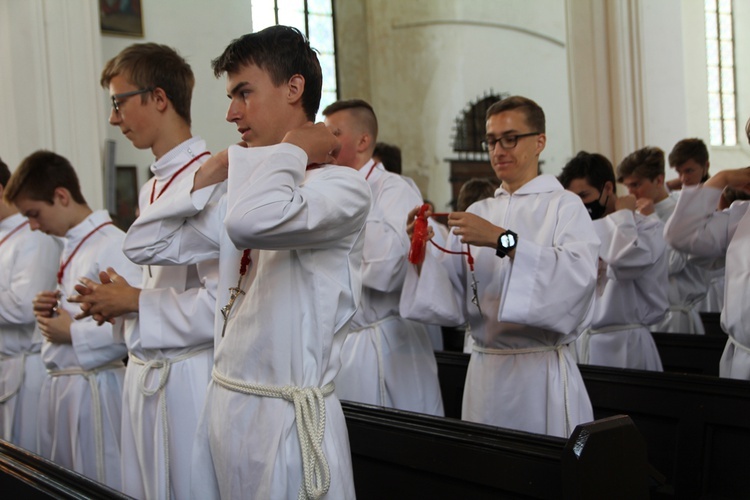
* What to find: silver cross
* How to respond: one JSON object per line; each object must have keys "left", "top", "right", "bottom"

{"left": 221, "top": 283, "right": 245, "bottom": 337}
{"left": 470, "top": 271, "right": 482, "bottom": 316}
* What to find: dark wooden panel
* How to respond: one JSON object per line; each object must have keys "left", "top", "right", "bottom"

{"left": 652, "top": 331, "right": 726, "bottom": 376}
{"left": 343, "top": 402, "right": 648, "bottom": 499}
{"left": 0, "top": 440, "right": 132, "bottom": 499}
{"left": 434, "top": 350, "right": 750, "bottom": 499}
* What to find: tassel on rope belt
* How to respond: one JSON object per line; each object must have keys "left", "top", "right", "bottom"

{"left": 212, "top": 367, "right": 334, "bottom": 500}
{"left": 578, "top": 323, "right": 645, "bottom": 364}
{"left": 472, "top": 343, "right": 574, "bottom": 436}
{"left": 48, "top": 360, "right": 124, "bottom": 484}
{"left": 347, "top": 315, "right": 398, "bottom": 407}
{"left": 129, "top": 346, "right": 212, "bottom": 500}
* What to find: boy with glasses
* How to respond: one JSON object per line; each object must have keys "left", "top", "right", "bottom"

{"left": 401, "top": 95, "right": 599, "bottom": 437}
{"left": 119, "top": 26, "right": 370, "bottom": 498}
{"left": 71, "top": 43, "right": 219, "bottom": 500}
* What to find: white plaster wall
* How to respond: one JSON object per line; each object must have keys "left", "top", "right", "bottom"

{"left": 0, "top": 0, "right": 105, "bottom": 207}
{"left": 360, "top": 0, "right": 573, "bottom": 210}
{"left": 100, "top": 0, "right": 252, "bottom": 188}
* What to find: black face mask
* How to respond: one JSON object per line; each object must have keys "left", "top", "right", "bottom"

{"left": 584, "top": 194, "right": 608, "bottom": 220}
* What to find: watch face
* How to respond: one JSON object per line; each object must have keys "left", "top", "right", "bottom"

{"left": 501, "top": 233, "right": 516, "bottom": 248}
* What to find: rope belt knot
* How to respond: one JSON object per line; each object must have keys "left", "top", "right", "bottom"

{"left": 472, "top": 343, "right": 574, "bottom": 436}
{"left": 347, "top": 315, "right": 398, "bottom": 407}
{"left": 578, "top": 323, "right": 646, "bottom": 364}
{"left": 129, "top": 347, "right": 211, "bottom": 500}
{"left": 728, "top": 335, "right": 750, "bottom": 355}
{"left": 48, "top": 360, "right": 124, "bottom": 484}
{"left": 212, "top": 367, "right": 334, "bottom": 500}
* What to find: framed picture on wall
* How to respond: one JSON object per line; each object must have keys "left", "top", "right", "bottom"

{"left": 99, "top": 0, "right": 144, "bottom": 37}
{"left": 113, "top": 165, "right": 139, "bottom": 231}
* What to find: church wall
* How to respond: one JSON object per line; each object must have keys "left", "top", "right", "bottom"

{"left": 336, "top": 0, "right": 572, "bottom": 210}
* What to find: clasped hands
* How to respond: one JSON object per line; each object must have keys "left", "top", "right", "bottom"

{"left": 67, "top": 267, "right": 140, "bottom": 326}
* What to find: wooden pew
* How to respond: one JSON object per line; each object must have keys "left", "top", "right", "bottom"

{"left": 0, "top": 440, "right": 131, "bottom": 499}
{"left": 435, "top": 350, "right": 750, "bottom": 499}
{"left": 342, "top": 401, "right": 649, "bottom": 499}
{"left": 1, "top": 409, "right": 648, "bottom": 500}
{"left": 700, "top": 312, "right": 727, "bottom": 336}
{"left": 652, "top": 331, "right": 727, "bottom": 375}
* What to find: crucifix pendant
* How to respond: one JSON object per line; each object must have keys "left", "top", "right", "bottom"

{"left": 470, "top": 271, "right": 482, "bottom": 316}
{"left": 220, "top": 284, "right": 245, "bottom": 337}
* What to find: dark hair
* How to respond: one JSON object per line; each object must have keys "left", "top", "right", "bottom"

{"left": 212, "top": 26, "right": 322, "bottom": 121}
{"left": 668, "top": 138, "right": 708, "bottom": 167}
{"left": 0, "top": 157, "right": 9, "bottom": 188}
{"left": 558, "top": 151, "right": 616, "bottom": 191}
{"left": 616, "top": 146, "right": 665, "bottom": 183}
{"left": 457, "top": 178, "right": 498, "bottom": 212}
{"left": 373, "top": 142, "right": 401, "bottom": 174}
{"left": 486, "top": 95, "right": 545, "bottom": 133}
{"left": 101, "top": 43, "right": 195, "bottom": 125}
{"left": 322, "top": 99, "right": 379, "bottom": 140}
{"left": 3, "top": 150, "right": 86, "bottom": 205}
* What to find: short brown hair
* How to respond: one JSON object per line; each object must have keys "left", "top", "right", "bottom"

{"left": 616, "top": 146, "right": 665, "bottom": 183}
{"left": 668, "top": 138, "right": 708, "bottom": 167}
{"left": 0, "top": 157, "right": 9, "bottom": 188}
{"left": 322, "top": 99, "right": 379, "bottom": 140}
{"left": 373, "top": 142, "right": 401, "bottom": 174}
{"left": 212, "top": 26, "right": 322, "bottom": 122}
{"left": 101, "top": 43, "right": 194, "bottom": 125}
{"left": 457, "top": 178, "right": 498, "bottom": 212}
{"left": 3, "top": 150, "right": 86, "bottom": 205}
{"left": 486, "top": 95, "right": 545, "bottom": 133}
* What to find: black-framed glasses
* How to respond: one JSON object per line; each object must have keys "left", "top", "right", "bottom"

{"left": 481, "top": 132, "right": 540, "bottom": 152}
{"left": 111, "top": 88, "right": 153, "bottom": 114}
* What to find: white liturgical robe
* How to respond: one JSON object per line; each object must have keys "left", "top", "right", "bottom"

{"left": 124, "top": 143, "right": 370, "bottom": 499}
{"left": 664, "top": 185, "right": 750, "bottom": 379}
{"left": 0, "top": 213, "right": 60, "bottom": 451}
{"left": 577, "top": 209, "right": 668, "bottom": 370}
{"left": 651, "top": 196, "right": 710, "bottom": 334}
{"left": 335, "top": 160, "right": 443, "bottom": 416}
{"left": 401, "top": 175, "right": 599, "bottom": 438}
{"left": 38, "top": 210, "right": 141, "bottom": 490}
{"left": 121, "top": 137, "right": 218, "bottom": 500}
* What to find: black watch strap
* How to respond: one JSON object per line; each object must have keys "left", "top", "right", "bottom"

{"left": 496, "top": 229, "right": 518, "bottom": 258}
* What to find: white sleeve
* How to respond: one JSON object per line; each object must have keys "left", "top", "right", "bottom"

{"left": 123, "top": 173, "right": 225, "bottom": 266}
{"left": 225, "top": 144, "right": 370, "bottom": 250}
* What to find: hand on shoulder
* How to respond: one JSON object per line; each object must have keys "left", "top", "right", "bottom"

{"left": 282, "top": 122, "right": 340, "bottom": 165}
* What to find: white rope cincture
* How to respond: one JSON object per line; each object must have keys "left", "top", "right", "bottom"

{"left": 728, "top": 335, "right": 750, "bottom": 355}
{"left": 472, "top": 343, "right": 573, "bottom": 436}
{"left": 0, "top": 351, "right": 30, "bottom": 403}
{"left": 48, "top": 360, "right": 124, "bottom": 484}
{"left": 578, "top": 324, "right": 646, "bottom": 364}
{"left": 668, "top": 304, "right": 698, "bottom": 332}
{"left": 211, "top": 367, "right": 333, "bottom": 500}
{"left": 129, "top": 347, "right": 211, "bottom": 500}
{"left": 348, "top": 316, "right": 397, "bottom": 408}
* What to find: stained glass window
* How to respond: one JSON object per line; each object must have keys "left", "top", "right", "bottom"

{"left": 251, "top": 0, "right": 337, "bottom": 122}
{"left": 705, "top": 0, "right": 737, "bottom": 145}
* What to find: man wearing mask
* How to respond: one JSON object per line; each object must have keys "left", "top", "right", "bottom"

{"left": 559, "top": 151, "right": 668, "bottom": 370}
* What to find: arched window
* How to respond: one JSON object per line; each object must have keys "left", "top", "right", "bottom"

{"left": 705, "top": 0, "right": 737, "bottom": 145}
{"left": 251, "top": 0, "right": 338, "bottom": 121}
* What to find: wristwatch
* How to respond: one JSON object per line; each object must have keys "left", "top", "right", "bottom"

{"left": 496, "top": 229, "right": 518, "bottom": 258}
